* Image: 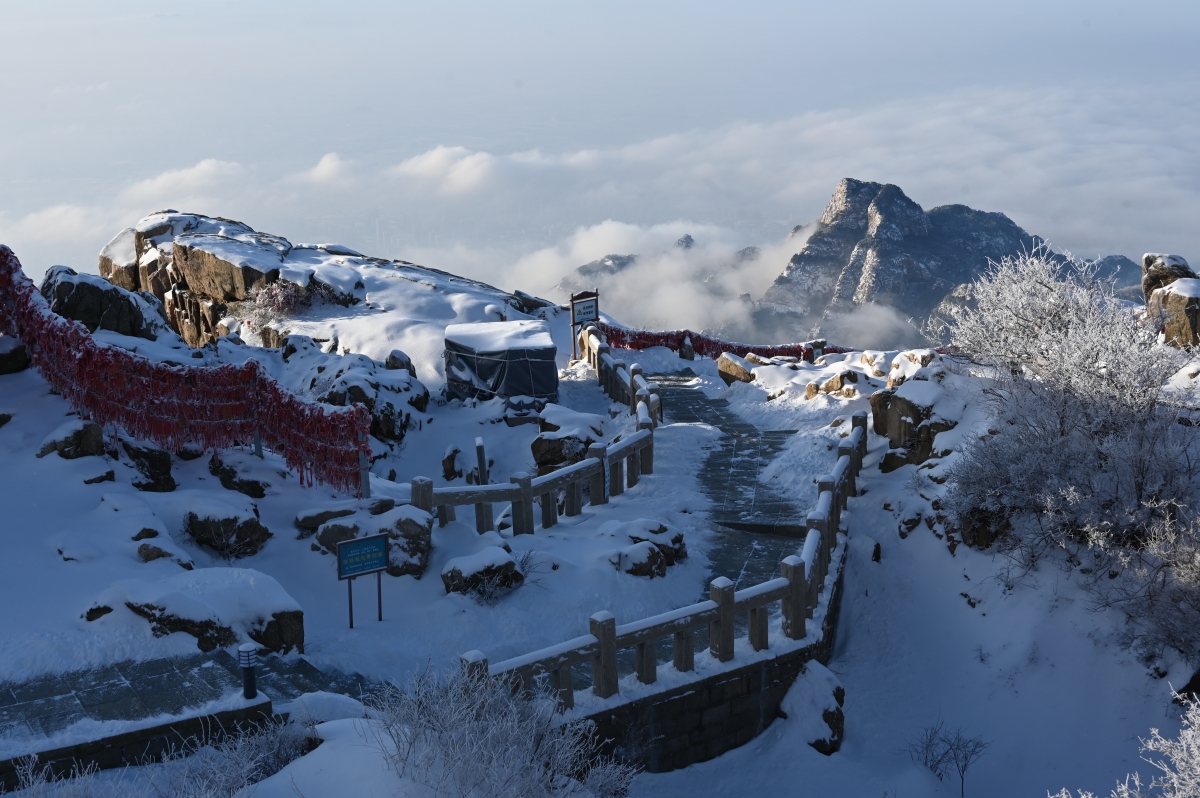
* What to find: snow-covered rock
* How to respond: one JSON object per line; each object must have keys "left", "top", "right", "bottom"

{"left": 314, "top": 503, "right": 433, "bottom": 579}
{"left": 176, "top": 493, "right": 272, "bottom": 559}
{"left": 717, "top": 352, "right": 755, "bottom": 384}
{"left": 36, "top": 419, "right": 105, "bottom": 460}
{"left": 97, "top": 227, "right": 138, "bottom": 292}
{"left": 86, "top": 567, "right": 304, "bottom": 653}
{"left": 780, "top": 661, "right": 845, "bottom": 755}
{"left": 40, "top": 265, "right": 168, "bottom": 341}
{"left": 0, "top": 334, "right": 30, "bottom": 375}
{"left": 1141, "top": 252, "right": 1195, "bottom": 301}
{"left": 121, "top": 439, "right": 175, "bottom": 492}
{"left": 1149, "top": 276, "right": 1200, "bottom": 348}
{"left": 441, "top": 546, "right": 523, "bottom": 594}
{"left": 532, "top": 404, "right": 611, "bottom": 475}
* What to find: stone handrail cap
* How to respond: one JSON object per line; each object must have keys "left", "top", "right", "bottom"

{"left": 591, "top": 610, "right": 615, "bottom": 622}
{"left": 461, "top": 649, "right": 486, "bottom": 663}
{"left": 711, "top": 576, "right": 734, "bottom": 589}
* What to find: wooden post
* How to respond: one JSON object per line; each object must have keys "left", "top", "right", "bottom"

{"left": 587, "top": 445, "right": 608, "bottom": 506}
{"left": 540, "top": 490, "right": 558, "bottom": 529}
{"left": 609, "top": 453, "right": 624, "bottom": 497}
{"left": 511, "top": 472, "right": 534, "bottom": 535}
{"left": 673, "top": 630, "right": 694, "bottom": 672}
{"left": 551, "top": 665, "right": 574, "bottom": 710}
{"left": 590, "top": 611, "right": 618, "bottom": 698}
{"left": 565, "top": 479, "right": 583, "bottom": 516}
{"left": 461, "top": 650, "right": 488, "bottom": 681}
{"left": 709, "top": 577, "right": 735, "bottom": 663}
{"left": 749, "top": 606, "right": 769, "bottom": 652}
{"left": 474, "top": 437, "right": 493, "bottom": 533}
{"left": 636, "top": 639, "right": 657, "bottom": 684}
{"left": 781, "top": 556, "right": 807, "bottom": 640}
{"left": 411, "top": 477, "right": 433, "bottom": 513}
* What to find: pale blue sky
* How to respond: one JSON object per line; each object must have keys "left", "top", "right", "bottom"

{"left": 2, "top": 0, "right": 1198, "bottom": 291}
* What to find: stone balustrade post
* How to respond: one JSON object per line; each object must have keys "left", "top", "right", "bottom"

{"left": 590, "top": 611, "right": 618, "bottom": 698}
{"left": 510, "top": 472, "right": 534, "bottom": 535}
{"left": 709, "top": 577, "right": 735, "bottom": 663}
{"left": 629, "top": 364, "right": 643, "bottom": 411}
{"left": 461, "top": 650, "right": 488, "bottom": 681}
{"left": 587, "top": 444, "right": 608, "bottom": 505}
{"left": 411, "top": 477, "right": 433, "bottom": 513}
{"left": 781, "top": 556, "right": 807, "bottom": 640}
{"left": 474, "top": 437, "right": 494, "bottom": 532}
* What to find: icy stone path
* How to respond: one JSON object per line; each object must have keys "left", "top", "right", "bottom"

{"left": 0, "top": 651, "right": 369, "bottom": 744}
{"left": 651, "top": 373, "right": 806, "bottom": 592}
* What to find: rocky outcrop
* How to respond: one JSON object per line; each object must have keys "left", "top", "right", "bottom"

{"left": 1142, "top": 253, "right": 1196, "bottom": 300}
{"left": 1149, "top": 277, "right": 1200, "bottom": 347}
{"left": 184, "top": 508, "right": 272, "bottom": 558}
{"left": 717, "top": 352, "right": 755, "bottom": 385}
{"left": 441, "top": 547, "right": 523, "bottom": 594}
{"left": 125, "top": 601, "right": 237, "bottom": 652}
{"left": 0, "top": 334, "right": 30, "bottom": 374}
{"left": 870, "top": 355, "right": 959, "bottom": 471}
{"left": 37, "top": 420, "right": 105, "bottom": 459}
{"left": 122, "top": 440, "right": 176, "bottom": 492}
{"left": 762, "top": 178, "right": 1049, "bottom": 337}
{"left": 40, "top": 266, "right": 165, "bottom": 341}
{"left": 312, "top": 504, "right": 433, "bottom": 578}
{"left": 97, "top": 228, "right": 139, "bottom": 292}
{"left": 208, "top": 454, "right": 268, "bottom": 498}
{"left": 611, "top": 519, "right": 687, "bottom": 578}
{"left": 249, "top": 610, "right": 305, "bottom": 655}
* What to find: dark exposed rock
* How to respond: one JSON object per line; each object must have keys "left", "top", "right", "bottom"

{"left": 137, "top": 544, "right": 174, "bottom": 563}
{"left": 123, "top": 440, "right": 176, "bottom": 492}
{"left": 0, "top": 414, "right": 10, "bottom": 430}
{"left": 315, "top": 522, "right": 358, "bottom": 553}
{"left": 531, "top": 434, "right": 591, "bottom": 476}
{"left": 40, "top": 266, "right": 162, "bottom": 340}
{"left": 37, "top": 420, "right": 105, "bottom": 460}
{"left": 84, "top": 470, "right": 116, "bottom": 484}
{"left": 295, "top": 506, "right": 357, "bottom": 533}
{"left": 0, "top": 335, "right": 30, "bottom": 374}
{"left": 626, "top": 523, "right": 687, "bottom": 566}
{"left": 184, "top": 510, "right": 271, "bottom": 558}
{"left": 132, "top": 527, "right": 159, "bottom": 540}
{"left": 208, "top": 454, "right": 267, "bottom": 498}
{"left": 389, "top": 510, "right": 433, "bottom": 578}
{"left": 616, "top": 541, "right": 666, "bottom": 578}
{"left": 717, "top": 353, "right": 755, "bottom": 385}
{"left": 868, "top": 389, "right": 894, "bottom": 436}
{"left": 248, "top": 610, "right": 304, "bottom": 654}
{"left": 84, "top": 605, "right": 113, "bottom": 622}
{"left": 1142, "top": 253, "right": 1196, "bottom": 300}
{"left": 441, "top": 548, "right": 524, "bottom": 594}
{"left": 125, "top": 601, "right": 238, "bottom": 653}
{"left": 442, "top": 447, "right": 464, "bottom": 481}
{"left": 385, "top": 349, "right": 416, "bottom": 376}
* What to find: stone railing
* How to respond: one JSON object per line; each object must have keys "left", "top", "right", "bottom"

{"left": 578, "top": 325, "right": 663, "bottom": 424}
{"left": 461, "top": 410, "right": 868, "bottom": 711}
{"left": 407, "top": 425, "right": 656, "bottom": 536}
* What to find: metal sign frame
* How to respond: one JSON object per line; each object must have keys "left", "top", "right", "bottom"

{"left": 569, "top": 290, "right": 600, "bottom": 360}
{"left": 336, "top": 533, "right": 389, "bottom": 628}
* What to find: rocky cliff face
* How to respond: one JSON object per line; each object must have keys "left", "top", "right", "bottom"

{"left": 763, "top": 178, "right": 1043, "bottom": 336}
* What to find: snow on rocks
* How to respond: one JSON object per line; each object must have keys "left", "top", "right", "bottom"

{"left": 441, "top": 545, "right": 523, "bottom": 595}
{"left": 120, "top": 438, "right": 176, "bottom": 492}
{"left": 869, "top": 353, "right": 963, "bottom": 472}
{"left": 717, "top": 352, "right": 756, "bottom": 384}
{"left": 779, "top": 661, "right": 845, "bottom": 755}
{"left": 532, "top": 403, "right": 612, "bottom": 475}
{"left": 603, "top": 518, "right": 687, "bottom": 578}
{"left": 1149, "top": 274, "right": 1200, "bottom": 348}
{"left": 314, "top": 503, "right": 434, "bottom": 578}
{"left": 36, "top": 419, "right": 105, "bottom": 460}
{"left": 154, "top": 490, "right": 272, "bottom": 559}
{"left": 39, "top": 265, "right": 168, "bottom": 342}
{"left": 0, "top": 333, "right": 30, "bottom": 374}
{"left": 86, "top": 567, "right": 304, "bottom": 653}
{"left": 1141, "top": 252, "right": 1196, "bottom": 300}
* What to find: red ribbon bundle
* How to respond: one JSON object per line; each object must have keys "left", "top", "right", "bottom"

{"left": 591, "top": 322, "right": 853, "bottom": 362}
{"left": 0, "top": 246, "right": 371, "bottom": 496}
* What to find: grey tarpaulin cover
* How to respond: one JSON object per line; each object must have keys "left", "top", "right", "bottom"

{"left": 444, "top": 320, "right": 559, "bottom": 403}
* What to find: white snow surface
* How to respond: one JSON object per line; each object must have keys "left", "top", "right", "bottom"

{"left": 1163, "top": 277, "right": 1200, "bottom": 299}
{"left": 99, "top": 227, "right": 137, "bottom": 268}
{"left": 444, "top": 319, "right": 555, "bottom": 352}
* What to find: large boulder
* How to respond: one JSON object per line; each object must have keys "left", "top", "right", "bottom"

{"left": 780, "top": 662, "right": 846, "bottom": 756}
{"left": 621, "top": 519, "right": 687, "bottom": 565}
{"left": 173, "top": 234, "right": 283, "bottom": 302}
{"left": 208, "top": 452, "right": 268, "bottom": 498}
{"left": 97, "top": 228, "right": 140, "bottom": 292}
{"left": 1148, "top": 277, "right": 1200, "bottom": 348}
{"left": 87, "top": 568, "right": 304, "bottom": 653}
{"left": 717, "top": 352, "right": 755, "bottom": 385}
{"left": 441, "top": 547, "right": 524, "bottom": 595}
{"left": 0, "top": 334, "right": 30, "bottom": 375}
{"left": 870, "top": 358, "right": 960, "bottom": 469}
{"left": 615, "top": 541, "right": 666, "bottom": 578}
{"left": 532, "top": 404, "right": 607, "bottom": 475}
{"left": 37, "top": 419, "right": 105, "bottom": 459}
{"left": 314, "top": 504, "right": 433, "bottom": 578}
{"left": 183, "top": 500, "right": 272, "bottom": 558}
{"left": 122, "top": 440, "right": 176, "bottom": 492}
{"left": 1142, "top": 253, "right": 1196, "bottom": 301}
{"left": 40, "top": 266, "right": 165, "bottom": 341}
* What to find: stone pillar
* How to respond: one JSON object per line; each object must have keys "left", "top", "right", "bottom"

{"left": 411, "top": 477, "right": 433, "bottom": 513}
{"left": 588, "top": 444, "right": 608, "bottom": 506}
{"left": 461, "top": 650, "right": 488, "bottom": 681}
{"left": 709, "top": 577, "right": 735, "bottom": 663}
{"left": 474, "top": 437, "right": 493, "bottom": 533}
{"left": 781, "top": 556, "right": 807, "bottom": 640}
{"left": 590, "top": 611, "right": 618, "bottom": 698}
{"left": 510, "top": 472, "right": 534, "bottom": 535}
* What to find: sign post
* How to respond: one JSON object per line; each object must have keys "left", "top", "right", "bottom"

{"left": 569, "top": 290, "right": 600, "bottom": 361}
{"left": 336, "top": 533, "right": 389, "bottom": 628}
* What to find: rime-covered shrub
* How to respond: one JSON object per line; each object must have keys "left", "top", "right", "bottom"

{"left": 365, "top": 667, "right": 638, "bottom": 798}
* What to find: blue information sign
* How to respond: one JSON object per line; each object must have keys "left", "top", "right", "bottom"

{"left": 337, "top": 534, "right": 389, "bottom": 580}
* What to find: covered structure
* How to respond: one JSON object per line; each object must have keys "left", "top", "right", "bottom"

{"left": 444, "top": 320, "right": 558, "bottom": 405}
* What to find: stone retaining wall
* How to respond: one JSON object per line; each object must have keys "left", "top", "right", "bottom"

{"left": 584, "top": 563, "right": 844, "bottom": 772}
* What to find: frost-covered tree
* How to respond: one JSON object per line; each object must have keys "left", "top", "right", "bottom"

{"left": 1049, "top": 693, "right": 1200, "bottom": 798}
{"left": 366, "top": 666, "right": 638, "bottom": 798}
